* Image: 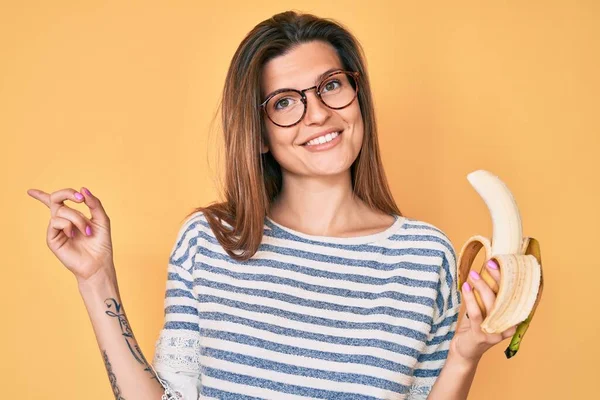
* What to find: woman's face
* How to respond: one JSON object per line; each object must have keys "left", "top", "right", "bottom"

{"left": 260, "top": 41, "right": 364, "bottom": 177}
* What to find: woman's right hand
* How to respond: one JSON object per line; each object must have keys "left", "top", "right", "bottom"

{"left": 27, "top": 187, "right": 115, "bottom": 284}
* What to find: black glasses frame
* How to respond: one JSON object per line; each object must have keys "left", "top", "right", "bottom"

{"left": 259, "top": 70, "right": 360, "bottom": 128}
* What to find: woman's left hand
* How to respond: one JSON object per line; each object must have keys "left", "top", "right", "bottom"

{"left": 449, "top": 259, "right": 518, "bottom": 364}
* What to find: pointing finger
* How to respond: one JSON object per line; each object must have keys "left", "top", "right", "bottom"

{"left": 28, "top": 188, "right": 85, "bottom": 212}
{"left": 27, "top": 189, "right": 52, "bottom": 208}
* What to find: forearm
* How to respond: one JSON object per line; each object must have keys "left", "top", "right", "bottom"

{"left": 78, "top": 267, "right": 166, "bottom": 400}
{"left": 427, "top": 350, "right": 479, "bottom": 400}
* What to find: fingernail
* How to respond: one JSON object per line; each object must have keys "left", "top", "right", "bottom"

{"left": 71, "top": 230, "right": 75, "bottom": 238}
{"left": 463, "top": 282, "right": 472, "bottom": 292}
{"left": 86, "top": 226, "right": 92, "bottom": 236}
{"left": 74, "top": 192, "right": 84, "bottom": 201}
{"left": 469, "top": 270, "right": 480, "bottom": 280}
{"left": 487, "top": 260, "right": 499, "bottom": 269}
{"left": 83, "top": 187, "right": 92, "bottom": 196}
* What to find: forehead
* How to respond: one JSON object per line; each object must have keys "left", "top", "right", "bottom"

{"left": 261, "top": 41, "right": 343, "bottom": 95}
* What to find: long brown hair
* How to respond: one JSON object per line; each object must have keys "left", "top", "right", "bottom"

{"left": 188, "top": 11, "right": 402, "bottom": 261}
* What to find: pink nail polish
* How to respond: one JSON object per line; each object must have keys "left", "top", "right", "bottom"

{"left": 463, "top": 282, "right": 472, "bottom": 292}
{"left": 469, "top": 270, "right": 480, "bottom": 280}
{"left": 71, "top": 230, "right": 75, "bottom": 238}
{"left": 83, "top": 187, "right": 92, "bottom": 196}
{"left": 487, "top": 260, "right": 499, "bottom": 269}
{"left": 74, "top": 192, "right": 84, "bottom": 201}
{"left": 86, "top": 226, "right": 92, "bottom": 236}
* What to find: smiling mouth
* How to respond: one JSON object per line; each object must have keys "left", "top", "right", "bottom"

{"left": 302, "top": 131, "right": 342, "bottom": 146}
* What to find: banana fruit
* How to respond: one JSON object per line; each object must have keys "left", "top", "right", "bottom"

{"left": 456, "top": 169, "right": 544, "bottom": 359}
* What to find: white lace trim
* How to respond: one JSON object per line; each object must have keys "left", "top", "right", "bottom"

{"left": 153, "top": 330, "right": 202, "bottom": 374}
{"left": 148, "top": 363, "right": 183, "bottom": 400}
{"left": 407, "top": 384, "right": 431, "bottom": 399}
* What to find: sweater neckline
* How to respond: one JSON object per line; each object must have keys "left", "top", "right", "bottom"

{"left": 264, "top": 214, "right": 405, "bottom": 245}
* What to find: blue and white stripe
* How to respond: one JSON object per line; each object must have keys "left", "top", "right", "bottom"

{"left": 153, "top": 211, "right": 460, "bottom": 399}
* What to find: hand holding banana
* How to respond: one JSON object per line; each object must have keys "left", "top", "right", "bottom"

{"left": 450, "top": 170, "right": 544, "bottom": 363}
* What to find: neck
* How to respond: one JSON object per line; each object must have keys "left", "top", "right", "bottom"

{"left": 268, "top": 170, "right": 368, "bottom": 236}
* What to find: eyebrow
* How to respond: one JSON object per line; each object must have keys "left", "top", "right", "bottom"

{"left": 263, "top": 67, "right": 343, "bottom": 101}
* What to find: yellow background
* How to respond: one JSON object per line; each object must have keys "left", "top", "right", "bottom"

{"left": 1, "top": 1, "right": 598, "bottom": 398}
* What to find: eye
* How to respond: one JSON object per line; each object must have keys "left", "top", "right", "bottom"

{"left": 275, "top": 97, "right": 295, "bottom": 110}
{"left": 322, "top": 79, "right": 341, "bottom": 93}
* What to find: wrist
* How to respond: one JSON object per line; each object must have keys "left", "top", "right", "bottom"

{"left": 77, "top": 264, "right": 119, "bottom": 298}
{"left": 447, "top": 346, "right": 481, "bottom": 372}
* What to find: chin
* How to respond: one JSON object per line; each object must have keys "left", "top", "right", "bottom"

{"left": 307, "top": 156, "right": 357, "bottom": 176}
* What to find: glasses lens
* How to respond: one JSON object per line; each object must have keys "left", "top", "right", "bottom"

{"left": 319, "top": 72, "right": 358, "bottom": 109}
{"left": 266, "top": 91, "right": 304, "bottom": 126}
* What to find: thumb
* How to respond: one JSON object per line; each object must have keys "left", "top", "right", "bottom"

{"left": 80, "top": 187, "right": 110, "bottom": 226}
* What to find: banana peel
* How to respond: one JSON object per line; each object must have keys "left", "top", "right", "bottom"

{"left": 456, "top": 170, "right": 544, "bottom": 359}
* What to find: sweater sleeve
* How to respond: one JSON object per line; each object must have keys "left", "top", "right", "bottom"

{"left": 152, "top": 212, "right": 204, "bottom": 400}
{"left": 408, "top": 239, "right": 462, "bottom": 399}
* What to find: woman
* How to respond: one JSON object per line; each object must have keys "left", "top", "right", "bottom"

{"left": 28, "top": 11, "right": 517, "bottom": 400}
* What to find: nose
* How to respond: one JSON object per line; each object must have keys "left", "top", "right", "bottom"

{"left": 303, "top": 89, "right": 331, "bottom": 126}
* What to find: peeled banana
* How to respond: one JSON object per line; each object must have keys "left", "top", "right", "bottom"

{"left": 456, "top": 169, "right": 544, "bottom": 359}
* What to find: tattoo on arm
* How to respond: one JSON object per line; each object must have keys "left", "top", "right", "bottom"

{"left": 102, "top": 350, "right": 126, "bottom": 400}
{"left": 105, "top": 298, "right": 158, "bottom": 381}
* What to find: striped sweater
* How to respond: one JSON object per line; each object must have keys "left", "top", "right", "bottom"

{"left": 152, "top": 211, "right": 461, "bottom": 399}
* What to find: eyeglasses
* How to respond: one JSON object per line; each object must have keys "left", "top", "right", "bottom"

{"left": 259, "top": 70, "right": 360, "bottom": 128}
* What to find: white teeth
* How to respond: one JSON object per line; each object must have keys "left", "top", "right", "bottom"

{"left": 305, "top": 131, "right": 340, "bottom": 146}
